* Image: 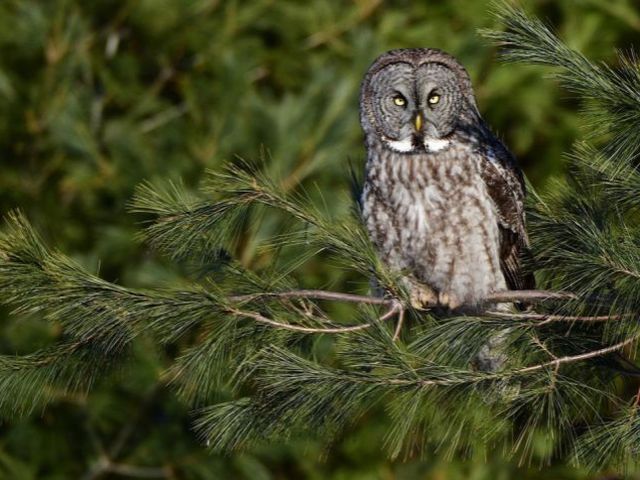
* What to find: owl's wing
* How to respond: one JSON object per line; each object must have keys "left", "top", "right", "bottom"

{"left": 479, "top": 141, "right": 535, "bottom": 291}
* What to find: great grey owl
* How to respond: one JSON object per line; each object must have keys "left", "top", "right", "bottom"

{"left": 360, "top": 48, "right": 534, "bottom": 310}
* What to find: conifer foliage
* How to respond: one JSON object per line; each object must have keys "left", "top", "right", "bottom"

{"left": 2, "top": 3, "right": 640, "bottom": 475}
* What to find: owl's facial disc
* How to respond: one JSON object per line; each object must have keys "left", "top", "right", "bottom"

{"left": 366, "top": 61, "right": 466, "bottom": 154}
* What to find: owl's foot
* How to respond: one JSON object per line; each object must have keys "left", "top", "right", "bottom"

{"left": 438, "top": 291, "right": 463, "bottom": 311}
{"left": 409, "top": 284, "right": 438, "bottom": 310}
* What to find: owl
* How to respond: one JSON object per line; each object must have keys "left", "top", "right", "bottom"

{"left": 360, "top": 48, "right": 534, "bottom": 310}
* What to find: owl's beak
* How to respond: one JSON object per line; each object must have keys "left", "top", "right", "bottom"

{"left": 414, "top": 112, "right": 423, "bottom": 132}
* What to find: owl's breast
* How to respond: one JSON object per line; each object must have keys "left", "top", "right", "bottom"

{"left": 362, "top": 146, "right": 506, "bottom": 304}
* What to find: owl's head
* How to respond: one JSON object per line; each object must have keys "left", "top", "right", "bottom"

{"left": 360, "top": 48, "right": 480, "bottom": 154}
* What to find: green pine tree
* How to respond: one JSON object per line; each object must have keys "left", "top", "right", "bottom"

{"left": 2, "top": 2, "right": 640, "bottom": 478}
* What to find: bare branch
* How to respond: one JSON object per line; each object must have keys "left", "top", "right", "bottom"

{"left": 485, "top": 311, "right": 627, "bottom": 324}
{"left": 229, "top": 288, "right": 575, "bottom": 307}
{"left": 530, "top": 333, "right": 559, "bottom": 361}
{"left": 227, "top": 287, "right": 639, "bottom": 386}
{"left": 228, "top": 301, "right": 402, "bottom": 334}
{"left": 229, "top": 289, "right": 394, "bottom": 305}
{"left": 515, "top": 334, "right": 640, "bottom": 375}
{"left": 483, "top": 289, "right": 578, "bottom": 303}
{"left": 226, "top": 289, "right": 580, "bottom": 336}
{"left": 382, "top": 334, "right": 640, "bottom": 389}
{"left": 392, "top": 307, "right": 405, "bottom": 342}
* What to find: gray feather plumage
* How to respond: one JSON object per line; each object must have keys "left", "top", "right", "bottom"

{"left": 360, "top": 48, "right": 532, "bottom": 308}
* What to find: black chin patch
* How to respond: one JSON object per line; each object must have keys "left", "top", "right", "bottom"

{"left": 411, "top": 133, "right": 424, "bottom": 150}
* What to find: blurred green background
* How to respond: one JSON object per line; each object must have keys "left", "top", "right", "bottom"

{"left": 0, "top": 0, "right": 639, "bottom": 478}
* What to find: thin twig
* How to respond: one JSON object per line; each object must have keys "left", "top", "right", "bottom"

{"left": 228, "top": 301, "right": 401, "bottom": 334}
{"left": 383, "top": 334, "right": 640, "bottom": 389}
{"left": 392, "top": 307, "right": 405, "bottom": 342}
{"left": 530, "top": 333, "right": 558, "bottom": 361}
{"left": 229, "top": 289, "right": 393, "bottom": 305}
{"left": 515, "top": 334, "right": 640, "bottom": 375}
{"left": 482, "top": 289, "right": 578, "bottom": 303}
{"left": 485, "top": 311, "right": 626, "bottom": 325}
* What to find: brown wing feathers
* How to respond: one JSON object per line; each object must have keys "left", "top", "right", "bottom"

{"left": 480, "top": 145, "right": 535, "bottom": 291}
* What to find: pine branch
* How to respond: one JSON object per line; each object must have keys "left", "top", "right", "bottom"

{"left": 486, "top": 311, "right": 629, "bottom": 325}
{"left": 0, "top": 339, "right": 113, "bottom": 417}
{"left": 2, "top": 185, "right": 634, "bottom": 465}
{"left": 484, "top": 2, "right": 640, "bottom": 160}
{"left": 130, "top": 162, "right": 398, "bottom": 290}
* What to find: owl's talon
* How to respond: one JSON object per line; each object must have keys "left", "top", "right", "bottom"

{"left": 438, "top": 291, "right": 463, "bottom": 310}
{"left": 409, "top": 285, "right": 438, "bottom": 310}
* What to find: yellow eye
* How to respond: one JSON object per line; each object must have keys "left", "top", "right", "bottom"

{"left": 393, "top": 95, "right": 406, "bottom": 107}
{"left": 428, "top": 93, "right": 440, "bottom": 105}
